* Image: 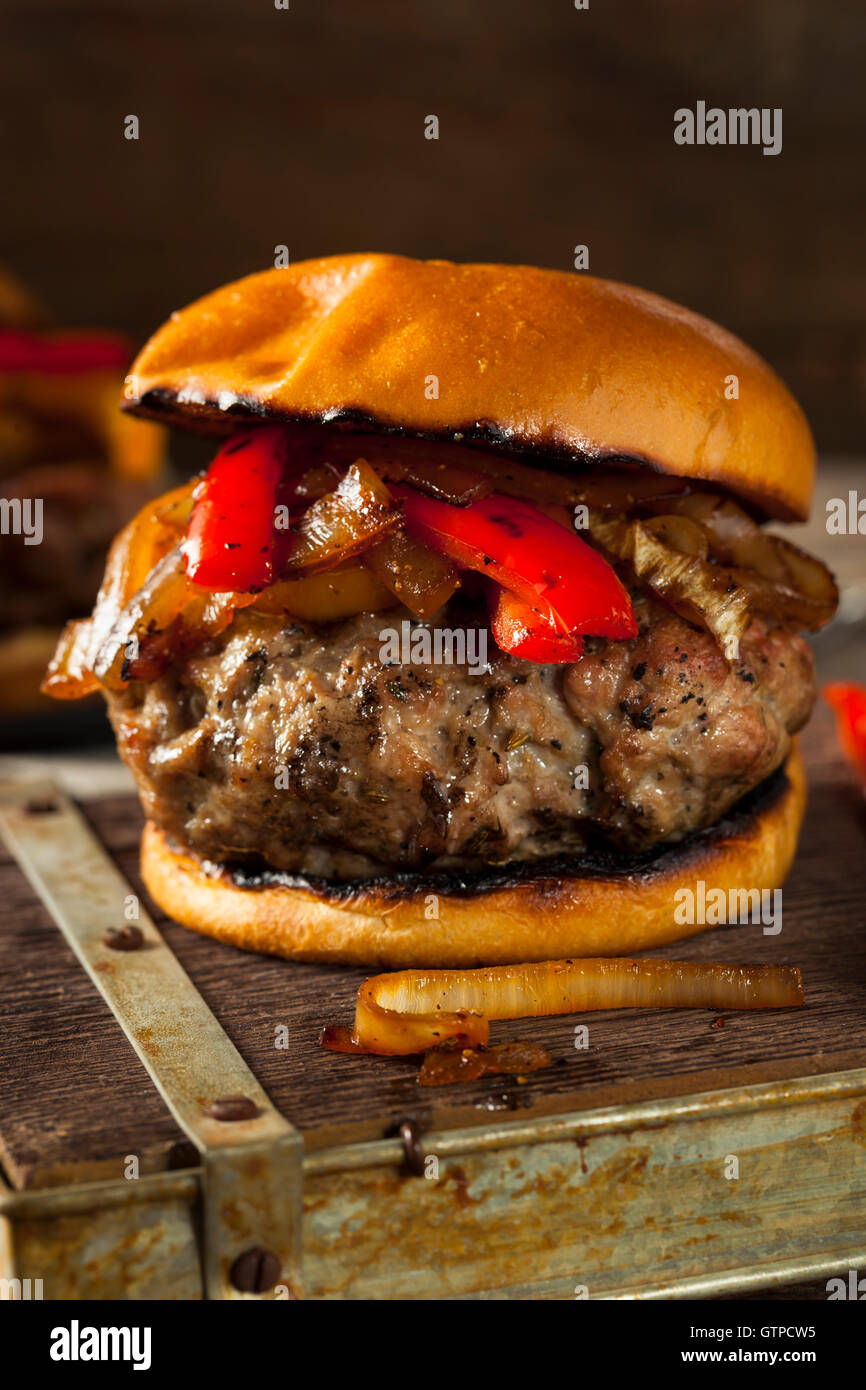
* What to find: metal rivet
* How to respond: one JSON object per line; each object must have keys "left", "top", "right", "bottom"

{"left": 207, "top": 1095, "right": 258, "bottom": 1122}
{"left": 229, "top": 1246, "right": 281, "bottom": 1294}
{"left": 103, "top": 925, "right": 144, "bottom": 951}
{"left": 398, "top": 1118, "right": 426, "bottom": 1176}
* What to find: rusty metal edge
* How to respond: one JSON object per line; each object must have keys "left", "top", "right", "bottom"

{"left": 0, "top": 777, "right": 303, "bottom": 1300}
{"left": 6, "top": 1061, "right": 866, "bottom": 1206}
{"left": 0, "top": 1170, "right": 200, "bottom": 1220}
{"left": 611, "top": 1250, "right": 866, "bottom": 1300}
{"left": 4, "top": 1064, "right": 861, "bottom": 1210}
{"left": 302, "top": 1065, "right": 866, "bottom": 1174}
{"left": 458, "top": 1249, "right": 866, "bottom": 1300}
{"left": 4, "top": 1060, "right": 863, "bottom": 1203}
{"left": 4, "top": 1159, "right": 861, "bottom": 1301}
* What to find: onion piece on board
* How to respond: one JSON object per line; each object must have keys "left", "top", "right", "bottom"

{"left": 330, "top": 958, "right": 805, "bottom": 1055}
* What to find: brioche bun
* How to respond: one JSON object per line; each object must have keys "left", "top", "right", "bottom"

{"left": 124, "top": 254, "right": 814, "bottom": 520}
{"left": 140, "top": 746, "right": 805, "bottom": 969}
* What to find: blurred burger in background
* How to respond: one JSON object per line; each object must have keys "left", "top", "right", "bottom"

{"left": 0, "top": 267, "right": 164, "bottom": 721}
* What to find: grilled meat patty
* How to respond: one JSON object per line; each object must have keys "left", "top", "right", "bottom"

{"left": 107, "top": 590, "right": 815, "bottom": 881}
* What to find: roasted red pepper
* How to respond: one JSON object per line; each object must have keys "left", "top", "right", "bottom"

{"left": 824, "top": 683, "right": 866, "bottom": 790}
{"left": 489, "top": 587, "right": 584, "bottom": 663}
{"left": 184, "top": 426, "right": 289, "bottom": 591}
{"left": 0, "top": 328, "right": 130, "bottom": 373}
{"left": 397, "top": 486, "right": 637, "bottom": 653}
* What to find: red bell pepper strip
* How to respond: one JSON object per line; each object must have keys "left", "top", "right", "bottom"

{"left": 489, "top": 586, "right": 584, "bottom": 663}
{"left": 0, "top": 328, "right": 130, "bottom": 373}
{"left": 824, "top": 683, "right": 866, "bottom": 790}
{"left": 396, "top": 486, "right": 637, "bottom": 643}
{"left": 184, "top": 426, "right": 289, "bottom": 591}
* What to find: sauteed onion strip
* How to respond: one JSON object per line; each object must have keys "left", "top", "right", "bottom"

{"left": 340, "top": 958, "right": 805, "bottom": 1055}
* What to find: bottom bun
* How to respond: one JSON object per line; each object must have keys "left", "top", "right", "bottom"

{"left": 141, "top": 744, "right": 806, "bottom": 968}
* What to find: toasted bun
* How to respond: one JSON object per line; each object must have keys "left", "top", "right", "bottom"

{"left": 140, "top": 745, "right": 805, "bottom": 969}
{"left": 124, "top": 254, "right": 814, "bottom": 520}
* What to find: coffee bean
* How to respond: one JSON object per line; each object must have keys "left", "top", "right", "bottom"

{"left": 103, "top": 925, "right": 144, "bottom": 951}
{"left": 229, "top": 1246, "right": 281, "bottom": 1294}
{"left": 207, "top": 1095, "right": 258, "bottom": 1122}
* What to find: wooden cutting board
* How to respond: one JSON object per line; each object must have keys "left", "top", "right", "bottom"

{"left": 2, "top": 698, "right": 865, "bottom": 1195}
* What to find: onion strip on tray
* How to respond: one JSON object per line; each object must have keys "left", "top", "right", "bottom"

{"left": 325, "top": 958, "right": 805, "bottom": 1056}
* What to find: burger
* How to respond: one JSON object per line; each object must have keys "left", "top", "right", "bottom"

{"left": 44, "top": 255, "right": 837, "bottom": 966}
{"left": 0, "top": 268, "right": 164, "bottom": 718}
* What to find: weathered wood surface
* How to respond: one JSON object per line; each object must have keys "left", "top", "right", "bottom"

{"left": 1, "top": 699, "right": 865, "bottom": 1190}
{"left": 3, "top": 1, "right": 865, "bottom": 453}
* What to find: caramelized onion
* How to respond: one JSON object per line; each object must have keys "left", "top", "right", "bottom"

{"left": 366, "top": 527, "right": 461, "bottom": 619}
{"left": 458, "top": 453, "right": 694, "bottom": 511}
{"left": 42, "top": 480, "right": 196, "bottom": 699}
{"left": 727, "top": 554, "right": 838, "bottom": 632}
{"left": 590, "top": 512, "right": 752, "bottom": 660}
{"left": 301, "top": 432, "right": 692, "bottom": 512}
{"left": 276, "top": 430, "right": 497, "bottom": 504}
{"left": 251, "top": 560, "right": 398, "bottom": 621}
{"left": 283, "top": 460, "right": 399, "bottom": 573}
{"left": 371, "top": 457, "right": 494, "bottom": 506}
{"left": 286, "top": 460, "right": 347, "bottom": 502}
{"left": 417, "top": 1039, "right": 552, "bottom": 1086}
{"left": 670, "top": 494, "right": 838, "bottom": 631}
{"left": 42, "top": 619, "right": 101, "bottom": 699}
{"left": 643, "top": 512, "right": 708, "bottom": 559}
{"left": 588, "top": 491, "right": 836, "bottom": 660}
{"left": 92, "top": 547, "right": 257, "bottom": 689}
{"left": 572, "top": 471, "right": 694, "bottom": 509}
{"left": 338, "top": 958, "right": 804, "bottom": 1055}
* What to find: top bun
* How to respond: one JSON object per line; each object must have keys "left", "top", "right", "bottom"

{"left": 124, "top": 254, "right": 815, "bottom": 520}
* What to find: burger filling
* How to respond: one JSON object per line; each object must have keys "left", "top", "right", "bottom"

{"left": 0, "top": 463, "right": 151, "bottom": 630}
{"left": 45, "top": 425, "right": 836, "bottom": 881}
{"left": 0, "top": 325, "right": 160, "bottom": 633}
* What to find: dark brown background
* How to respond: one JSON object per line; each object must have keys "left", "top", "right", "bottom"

{"left": 2, "top": 0, "right": 864, "bottom": 451}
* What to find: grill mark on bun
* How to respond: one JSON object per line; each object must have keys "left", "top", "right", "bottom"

{"left": 129, "top": 389, "right": 795, "bottom": 523}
